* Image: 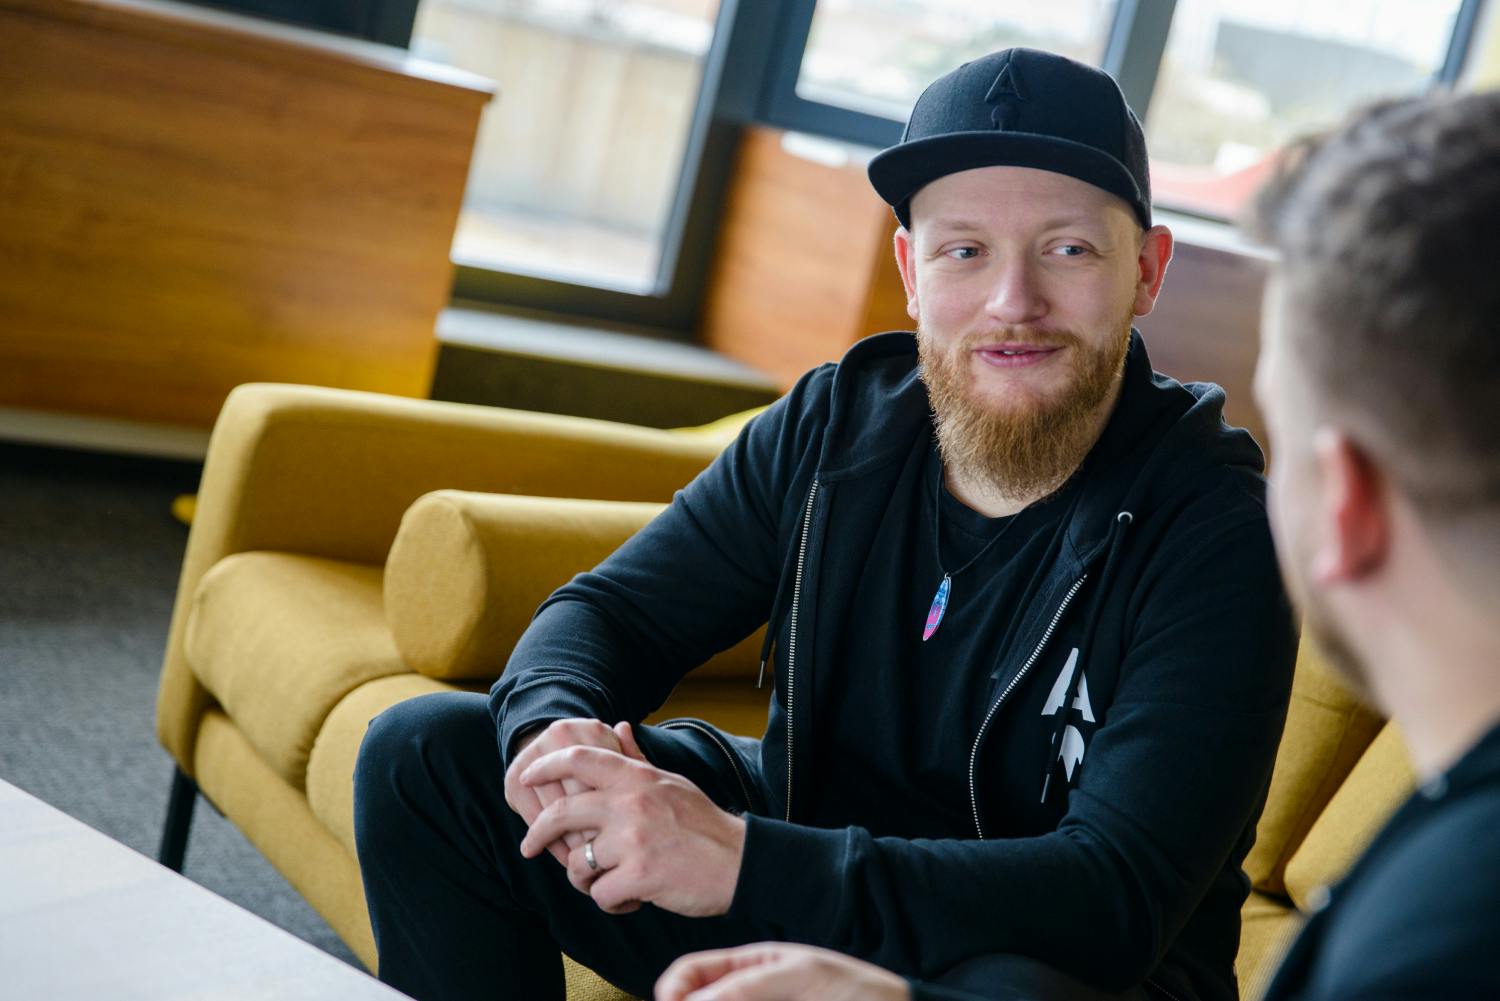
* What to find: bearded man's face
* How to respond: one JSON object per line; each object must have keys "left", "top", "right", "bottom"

{"left": 918, "top": 315, "right": 1133, "bottom": 498}
{"left": 899, "top": 166, "right": 1151, "bottom": 499}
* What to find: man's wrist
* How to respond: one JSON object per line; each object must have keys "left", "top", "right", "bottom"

{"left": 715, "top": 812, "right": 749, "bottom": 916}
{"left": 514, "top": 724, "right": 543, "bottom": 753}
{"left": 507, "top": 719, "right": 557, "bottom": 765}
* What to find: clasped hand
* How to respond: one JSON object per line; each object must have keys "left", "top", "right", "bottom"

{"left": 503, "top": 718, "right": 746, "bottom": 917}
{"left": 655, "top": 943, "right": 912, "bottom": 1001}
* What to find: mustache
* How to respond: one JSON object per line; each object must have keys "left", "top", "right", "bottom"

{"left": 952, "top": 328, "right": 1084, "bottom": 351}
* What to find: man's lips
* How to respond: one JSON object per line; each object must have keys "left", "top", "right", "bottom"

{"left": 973, "top": 343, "right": 1064, "bottom": 368}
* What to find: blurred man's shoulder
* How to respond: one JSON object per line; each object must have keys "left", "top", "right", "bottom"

{"left": 1309, "top": 764, "right": 1500, "bottom": 997}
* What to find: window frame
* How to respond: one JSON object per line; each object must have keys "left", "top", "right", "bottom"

{"left": 179, "top": 0, "right": 420, "bottom": 46}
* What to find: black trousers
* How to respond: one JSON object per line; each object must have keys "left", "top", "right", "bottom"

{"left": 352, "top": 691, "right": 1151, "bottom": 1001}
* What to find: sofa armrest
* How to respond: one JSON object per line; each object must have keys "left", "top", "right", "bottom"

{"left": 385, "top": 491, "right": 665, "bottom": 680}
{"left": 384, "top": 490, "right": 766, "bottom": 684}
{"left": 157, "top": 383, "right": 737, "bottom": 771}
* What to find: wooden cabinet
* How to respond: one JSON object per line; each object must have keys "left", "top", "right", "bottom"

{"left": 0, "top": 0, "right": 492, "bottom": 428}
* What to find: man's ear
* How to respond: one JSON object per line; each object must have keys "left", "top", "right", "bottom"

{"left": 893, "top": 227, "right": 920, "bottom": 324}
{"left": 1132, "top": 224, "right": 1174, "bottom": 317}
{"left": 1311, "top": 428, "right": 1390, "bottom": 585}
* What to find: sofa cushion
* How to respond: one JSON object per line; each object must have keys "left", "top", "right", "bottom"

{"left": 1244, "top": 640, "right": 1384, "bottom": 896}
{"left": 670, "top": 406, "right": 767, "bottom": 442}
{"left": 384, "top": 491, "right": 765, "bottom": 682}
{"left": 1283, "top": 722, "right": 1415, "bottom": 911}
{"left": 193, "top": 708, "right": 382, "bottom": 970}
{"left": 1236, "top": 890, "right": 1300, "bottom": 1000}
{"left": 308, "top": 673, "right": 475, "bottom": 858}
{"left": 185, "top": 552, "right": 407, "bottom": 789}
{"left": 562, "top": 966, "right": 635, "bottom": 1001}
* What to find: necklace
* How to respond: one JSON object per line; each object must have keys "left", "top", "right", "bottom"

{"left": 923, "top": 457, "right": 1020, "bottom": 641}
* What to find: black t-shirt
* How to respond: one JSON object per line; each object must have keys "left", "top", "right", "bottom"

{"left": 806, "top": 433, "right": 1081, "bottom": 839}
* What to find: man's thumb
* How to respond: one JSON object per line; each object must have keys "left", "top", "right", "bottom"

{"left": 615, "top": 721, "right": 648, "bottom": 762}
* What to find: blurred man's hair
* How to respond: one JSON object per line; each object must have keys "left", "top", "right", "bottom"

{"left": 1244, "top": 90, "right": 1500, "bottom": 590}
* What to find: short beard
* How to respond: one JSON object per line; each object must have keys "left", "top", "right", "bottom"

{"left": 1279, "top": 534, "right": 1377, "bottom": 707}
{"left": 1305, "top": 599, "right": 1375, "bottom": 707}
{"left": 918, "top": 316, "right": 1133, "bottom": 502}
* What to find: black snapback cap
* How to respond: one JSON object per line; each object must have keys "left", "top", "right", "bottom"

{"left": 868, "top": 48, "right": 1151, "bottom": 230}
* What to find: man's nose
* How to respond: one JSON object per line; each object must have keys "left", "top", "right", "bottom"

{"left": 984, "top": 257, "right": 1048, "bottom": 326}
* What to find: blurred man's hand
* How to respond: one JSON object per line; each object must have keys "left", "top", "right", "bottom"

{"left": 655, "top": 943, "right": 911, "bottom": 1001}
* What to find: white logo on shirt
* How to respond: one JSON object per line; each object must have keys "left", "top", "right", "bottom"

{"left": 1042, "top": 647, "right": 1093, "bottom": 781}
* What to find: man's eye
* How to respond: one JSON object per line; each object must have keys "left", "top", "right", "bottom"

{"left": 945, "top": 246, "right": 981, "bottom": 260}
{"left": 1052, "top": 244, "right": 1089, "bottom": 257}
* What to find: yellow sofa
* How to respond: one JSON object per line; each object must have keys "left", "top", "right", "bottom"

{"left": 155, "top": 383, "right": 1417, "bottom": 1001}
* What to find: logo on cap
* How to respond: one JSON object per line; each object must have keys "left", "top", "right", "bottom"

{"left": 984, "top": 54, "right": 1027, "bottom": 130}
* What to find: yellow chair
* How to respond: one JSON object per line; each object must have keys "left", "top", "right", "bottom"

{"left": 154, "top": 383, "right": 1415, "bottom": 1000}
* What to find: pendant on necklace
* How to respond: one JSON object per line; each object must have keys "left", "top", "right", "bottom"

{"left": 923, "top": 573, "right": 951, "bottom": 641}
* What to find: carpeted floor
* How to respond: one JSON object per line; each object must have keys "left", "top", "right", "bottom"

{"left": 0, "top": 441, "right": 362, "bottom": 969}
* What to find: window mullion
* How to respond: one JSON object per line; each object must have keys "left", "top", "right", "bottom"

{"left": 1102, "top": 0, "right": 1178, "bottom": 121}
{"left": 1438, "top": 0, "right": 1488, "bottom": 85}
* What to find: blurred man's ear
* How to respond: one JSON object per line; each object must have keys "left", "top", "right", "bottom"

{"left": 893, "top": 227, "right": 920, "bottom": 324}
{"left": 1132, "top": 224, "right": 1174, "bottom": 317}
{"left": 1311, "top": 428, "right": 1390, "bottom": 585}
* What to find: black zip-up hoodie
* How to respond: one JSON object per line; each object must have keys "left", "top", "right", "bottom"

{"left": 491, "top": 330, "right": 1297, "bottom": 1001}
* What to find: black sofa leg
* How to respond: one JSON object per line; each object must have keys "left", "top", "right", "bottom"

{"left": 158, "top": 765, "right": 198, "bottom": 872}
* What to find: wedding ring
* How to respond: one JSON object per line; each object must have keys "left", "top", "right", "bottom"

{"left": 584, "top": 839, "right": 599, "bottom": 871}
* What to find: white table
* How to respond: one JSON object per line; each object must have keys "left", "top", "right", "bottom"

{"left": 0, "top": 778, "right": 411, "bottom": 1000}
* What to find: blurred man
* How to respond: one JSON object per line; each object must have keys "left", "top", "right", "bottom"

{"left": 654, "top": 86, "right": 1500, "bottom": 1001}
{"left": 1247, "top": 86, "right": 1500, "bottom": 1001}
{"left": 354, "top": 49, "right": 1294, "bottom": 1001}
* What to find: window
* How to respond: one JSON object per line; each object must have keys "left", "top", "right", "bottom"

{"left": 795, "top": 0, "right": 1118, "bottom": 122}
{"left": 1148, "top": 0, "right": 1473, "bottom": 217}
{"left": 410, "top": 0, "right": 722, "bottom": 292}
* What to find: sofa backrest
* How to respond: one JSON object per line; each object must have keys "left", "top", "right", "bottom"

{"left": 1280, "top": 721, "right": 1414, "bottom": 908}
{"left": 1245, "top": 641, "right": 1388, "bottom": 897}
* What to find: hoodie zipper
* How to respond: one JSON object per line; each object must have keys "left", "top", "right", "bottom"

{"left": 967, "top": 573, "right": 1088, "bottom": 839}
{"left": 783, "top": 479, "right": 819, "bottom": 822}
{"left": 657, "top": 719, "right": 755, "bottom": 814}
{"left": 1144, "top": 977, "right": 1188, "bottom": 1001}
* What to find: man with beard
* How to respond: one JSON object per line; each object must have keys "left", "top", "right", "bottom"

{"left": 651, "top": 84, "right": 1500, "bottom": 1001}
{"left": 353, "top": 49, "right": 1296, "bottom": 1001}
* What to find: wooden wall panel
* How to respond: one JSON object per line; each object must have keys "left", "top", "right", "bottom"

{"left": 700, "top": 127, "right": 912, "bottom": 389}
{"left": 859, "top": 224, "right": 915, "bottom": 340}
{"left": 1136, "top": 241, "right": 1272, "bottom": 454}
{"left": 0, "top": 0, "right": 493, "bottom": 427}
